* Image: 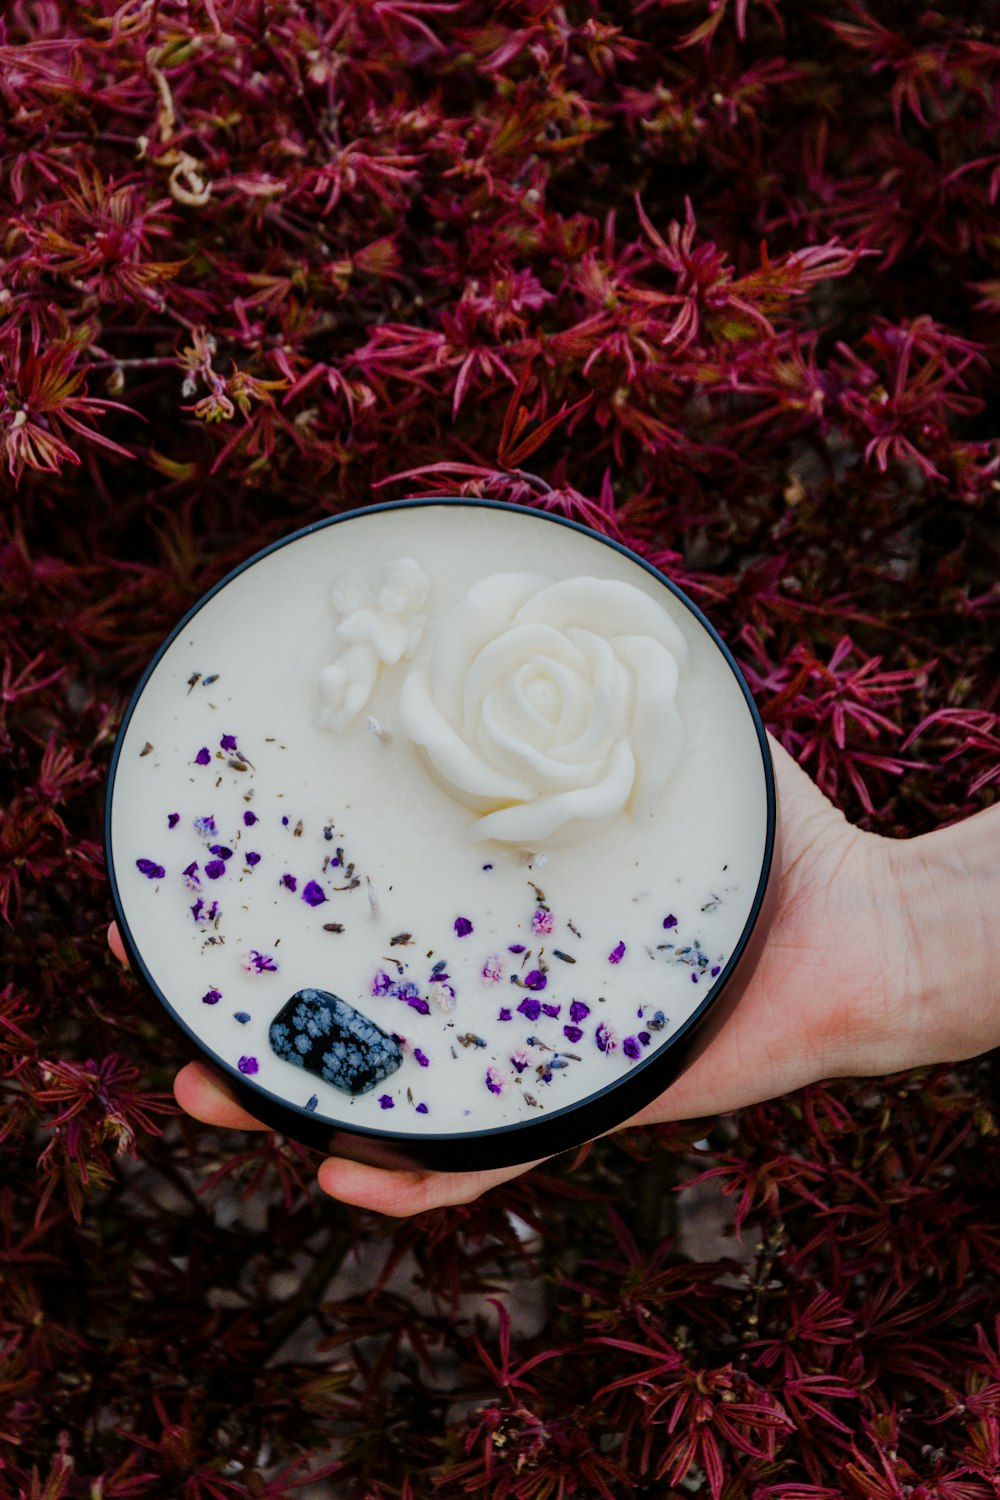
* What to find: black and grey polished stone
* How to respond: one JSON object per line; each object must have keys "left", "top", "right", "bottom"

{"left": 269, "top": 988, "right": 403, "bottom": 1096}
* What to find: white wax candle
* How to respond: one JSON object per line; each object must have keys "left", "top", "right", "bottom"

{"left": 108, "top": 503, "right": 771, "bottom": 1140}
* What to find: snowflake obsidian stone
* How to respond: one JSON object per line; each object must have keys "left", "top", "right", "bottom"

{"left": 268, "top": 988, "right": 403, "bottom": 1097}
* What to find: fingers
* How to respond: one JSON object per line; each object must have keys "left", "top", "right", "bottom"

{"left": 109, "top": 918, "right": 536, "bottom": 1212}
{"left": 174, "top": 1052, "right": 539, "bottom": 1211}
{"left": 110, "top": 925, "right": 270, "bottom": 1128}
{"left": 174, "top": 1060, "right": 270, "bottom": 1131}
{"left": 317, "top": 1154, "right": 537, "bottom": 1216}
{"left": 108, "top": 922, "right": 128, "bottom": 965}
{"left": 176, "top": 1054, "right": 532, "bottom": 1210}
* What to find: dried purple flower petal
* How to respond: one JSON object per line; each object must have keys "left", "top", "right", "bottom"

{"left": 415, "top": 1103, "right": 428, "bottom": 1114}
{"left": 220, "top": 733, "right": 237, "bottom": 751}
{"left": 662, "top": 914, "right": 678, "bottom": 930}
{"left": 482, "top": 955, "right": 503, "bottom": 985}
{"left": 167, "top": 813, "right": 180, "bottom": 829}
{"left": 541, "top": 1002, "right": 561, "bottom": 1018}
{"left": 238, "top": 1056, "right": 259, "bottom": 1075}
{"left": 608, "top": 941, "right": 626, "bottom": 965}
{"left": 532, "top": 909, "right": 554, "bottom": 934}
{"left": 244, "top": 950, "right": 277, "bottom": 974}
{"left": 195, "top": 746, "right": 211, "bottom": 765}
{"left": 243, "top": 810, "right": 258, "bottom": 826}
{"left": 454, "top": 915, "right": 473, "bottom": 937}
{"left": 135, "top": 858, "right": 165, "bottom": 879}
{"left": 517, "top": 997, "right": 541, "bottom": 1021}
{"left": 498, "top": 1008, "right": 512, "bottom": 1021}
{"left": 638, "top": 1031, "right": 651, "bottom": 1046}
{"left": 414, "top": 1048, "right": 429, "bottom": 1067}
{"left": 569, "top": 1001, "right": 590, "bottom": 1023}
{"left": 202, "top": 989, "right": 222, "bottom": 1006}
{"left": 371, "top": 971, "right": 393, "bottom": 996}
{"left": 194, "top": 816, "right": 216, "bottom": 837}
{"left": 523, "top": 969, "right": 547, "bottom": 991}
{"left": 595, "top": 1023, "right": 617, "bottom": 1053}
{"left": 431, "top": 980, "right": 456, "bottom": 1009}
{"left": 394, "top": 981, "right": 419, "bottom": 1002}
{"left": 301, "top": 880, "right": 327, "bottom": 907}
{"left": 205, "top": 860, "right": 226, "bottom": 880}
{"left": 711, "top": 965, "right": 721, "bottom": 977}
{"left": 508, "top": 943, "right": 526, "bottom": 954}
{"left": 563, "top": 1024, "right": 584, "bottom": 1043}
{"left": 280, "top": 873, "right": 298, "bottom": 891}
{"left": 245, "top": 851, "right": 261, "bottom": 866}
{"left": 485, "top": 1066, "right": 506, "bottom": 1095}
{"left": 623, "top": 1036, "right": 641, "bottom": 1060}
{"left": 208, "top": 845, "right": 233, "bottom": 861}
{"left": 378, "top": 1094, "right": 394, "bottom": 1109}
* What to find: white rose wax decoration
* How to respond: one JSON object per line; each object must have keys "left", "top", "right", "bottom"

{"left": 105, "top": 500, "right": 777, "bottom": 1173}
{"left": 397, "top": 575, "right": 688, "bottom": 845}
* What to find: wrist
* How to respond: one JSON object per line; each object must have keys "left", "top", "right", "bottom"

{"left": 883, "top": 803, "right": 1000, "bottom": 1068}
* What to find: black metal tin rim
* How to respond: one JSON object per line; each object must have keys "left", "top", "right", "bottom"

{"left": 104, "top": 497, "right": 778, "bottom": 1171}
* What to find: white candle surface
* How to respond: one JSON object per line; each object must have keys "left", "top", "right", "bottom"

{"left": 109, "top": 504, "right": 770, "bottom": 1136}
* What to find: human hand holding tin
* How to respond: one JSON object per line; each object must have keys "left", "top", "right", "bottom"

{"left": 105, "top": 503, "right": 780, "bottom": 1175}
{"left": 108, "top": 735, "right": 1000, "bottom": 1216}
{"left": 105, "top": 502, "right": 1000, "bottom": 1211}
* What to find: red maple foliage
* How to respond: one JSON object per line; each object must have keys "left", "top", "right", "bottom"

{"left": 1, "top": 1, "right": 997, "bottom": 1496}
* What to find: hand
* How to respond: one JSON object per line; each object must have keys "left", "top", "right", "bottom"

{"left": 107, "top": 736, "right": 1000, "bottom": 1215}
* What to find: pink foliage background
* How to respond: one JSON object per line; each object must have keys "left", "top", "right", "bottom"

{"left": 1, "top": 1, "right": 998, "bottom": 1496}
